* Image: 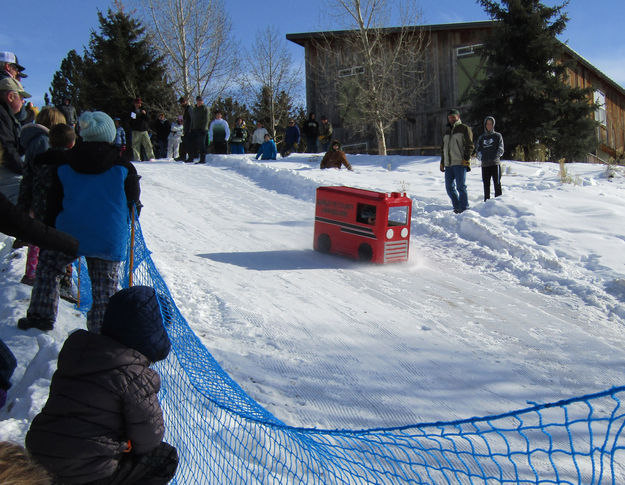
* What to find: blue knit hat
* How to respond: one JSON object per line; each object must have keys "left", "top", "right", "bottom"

{"left": 78, "top": 111, "right": 116, "bottom": 143}
{"left": 102, "top": 286, "right": 171, "bottom": 362}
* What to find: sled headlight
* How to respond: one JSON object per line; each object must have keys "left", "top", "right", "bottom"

{"left": 386, "top": 229, "right": 394, "bottom": 239}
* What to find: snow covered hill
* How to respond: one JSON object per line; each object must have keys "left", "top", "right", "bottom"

{"left": 2, "top": 154, "right": 625, "bottom": 444}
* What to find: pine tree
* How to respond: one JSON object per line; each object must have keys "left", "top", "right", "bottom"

{"left": 466, "top": 0, "right": 597, "bottom": 161}
{"left": 82, "top": 9, "right": 176, "bottom": 120}
{"left": 48, "top": 8, "right": 176, "bottom": 122}
{"left": 209, "top": 97, "right": 252, "bottom": 128}
{"left": 251, "top": 85, "right": 297, "bottom": 139}
{"left": 49, "top": 50, "right": 86, "bottom": 110}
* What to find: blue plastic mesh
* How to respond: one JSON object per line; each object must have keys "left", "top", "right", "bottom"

{"left": 72, "top": 214, "right": 625, "bottom": 484}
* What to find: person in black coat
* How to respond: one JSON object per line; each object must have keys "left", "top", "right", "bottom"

{"left": 26, "top": 286, "right": 178, "bottom": 485}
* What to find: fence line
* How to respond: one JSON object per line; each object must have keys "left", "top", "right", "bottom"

{"left": 73, "top": 214, "right": 625, "bottom": 484}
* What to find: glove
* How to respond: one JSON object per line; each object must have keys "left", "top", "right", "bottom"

{"left": 462, "top": 159, "right": 471, "bottom": 172}
{"left": 439, "top": 161, "right": 445, "bottom": 172}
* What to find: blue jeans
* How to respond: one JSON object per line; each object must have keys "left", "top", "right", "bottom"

{"left": 445, "top": 165, "right": 469, "bottom": 212}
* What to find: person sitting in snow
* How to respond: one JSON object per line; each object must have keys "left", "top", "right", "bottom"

{"left": 320, "top": 139, "right": 353, "bottom": 171}
{"left": 255, "top": 133, "right": 277, "bottom": 161}
{"left": 25, "top": 286, "right": 178, "bottom": 485}
{"left": 18, "top": 111, "right": 141, "bottom": 333}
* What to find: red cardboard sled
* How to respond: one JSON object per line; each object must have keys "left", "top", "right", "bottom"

{"left": 313, "top": 186, "right": 412, "bottom": 263}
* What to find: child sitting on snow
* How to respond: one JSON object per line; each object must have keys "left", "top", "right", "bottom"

{"left": 255, "top": 133, "right": 277, "bottom": 160}
{"left": 25, "top": 286, "right": 178, "bottom": 485}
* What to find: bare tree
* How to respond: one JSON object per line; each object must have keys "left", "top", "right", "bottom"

{"left": 132, "top": 0, "right": 238, "bottom": 100}
{"left": 242, "top": 26, "right": 302, "bottom": 136}
{"left": 315, "top": 0, "right": 429, "bottom": 155}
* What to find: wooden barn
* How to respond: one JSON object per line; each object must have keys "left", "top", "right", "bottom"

{"left": 287, "top": 21, "right": 625, "bottom": 161}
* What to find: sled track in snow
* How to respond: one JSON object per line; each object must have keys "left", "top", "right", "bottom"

{"left": 71, "top": 204, "right": 625, "bottom": 484}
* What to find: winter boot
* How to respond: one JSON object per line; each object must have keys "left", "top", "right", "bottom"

{"left": 17, "top": 317, "right": 54, "bottom": 332}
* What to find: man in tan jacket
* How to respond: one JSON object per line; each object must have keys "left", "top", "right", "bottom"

{"left": 440, "top": 109, "right": 473, "bottom": 213}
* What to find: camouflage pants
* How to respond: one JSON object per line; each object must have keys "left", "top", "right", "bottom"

{"left": 27, "top": 250, "right": 120, "bottom": 333}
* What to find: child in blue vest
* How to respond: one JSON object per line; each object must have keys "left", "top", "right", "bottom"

{"left": 255, "top": 133, "right": 277, "bottom": 160}
{"left": 18, "top": 111, "right": 141, "bottom": 333}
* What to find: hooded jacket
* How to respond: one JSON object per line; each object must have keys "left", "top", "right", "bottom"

{"left": 25, "top": 330, "right": 166, "bottom": 484}
{"left": 320, "top": 140, "right": 352, "bottom": 170}
{"left": 476, "top": 116, "right": 504, "bottom": 167}
{"left": 41, "top": 142, "right": 141, "bottom": 260}
{"left": 17, "top": 123, "right": 49, "bottom": 216}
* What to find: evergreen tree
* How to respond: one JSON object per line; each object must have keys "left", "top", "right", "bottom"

{"left": 48, "top": 8, "right": 176, "bottom": 123}
{"left": 209, "top": 97, "right": 252, "bottom": 128}
{"left": 251, "top": 85, "right": 298, "bottom": 138}
{"left": 466, "top": 0, "right": 597, "bottom": 161}
{"left": 49, "top": 50, "right": 86, "bottom": 110}
{"left": 82, "top": 9, "right": 176, "bottom": 120}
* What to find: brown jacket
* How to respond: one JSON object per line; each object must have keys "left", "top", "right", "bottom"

{"left": 26, "top": 330, "right": 164, "bottom": 484}
{"left": 320, "top": 144, "right": 352, "bottom": 170}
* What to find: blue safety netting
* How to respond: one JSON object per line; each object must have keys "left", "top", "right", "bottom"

{"left": 72, "top": 214, "right": 625, "bottom": 484}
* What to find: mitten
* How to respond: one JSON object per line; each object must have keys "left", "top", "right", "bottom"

{"left": 439, "top": 161, "right": 445, "bottom": 172}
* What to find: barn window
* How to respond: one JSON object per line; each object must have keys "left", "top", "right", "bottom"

{"left": 455, "top": 44, "right": 486, "bottom": 103}
{"left": 594, "top": 90, "right": 606, "bottom": 126}
{"left": 338, "top": 66, "right": 364, "bottom": 78}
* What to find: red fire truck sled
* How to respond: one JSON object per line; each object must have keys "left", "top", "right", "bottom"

{"left": 313, "top": 186, "right": 412, "bottom": 263}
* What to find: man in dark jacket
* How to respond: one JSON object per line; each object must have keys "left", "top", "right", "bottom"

{"left": 280, "top": 119, "right": 300, "bottom": 158}
{"left": 188, "top": 96, "right": 209, "bottom": 162}
{"left": 440, "top": 108, "right": 474, "bottom": 213}
{"left": 476, "top": 115, "right": 504, "bottom": 201}
{"left": 58, "top": 97, "right": 78, "bottom": 127}
{"left": 18, "top": 111, "right": 142, "bottom": 333}
{"left": 26, "top": 286, "right": 178, "bottom": 485}
{"left": 129, "top": 97, "right": 154, "bottom": 161}
{"left": 303, "top": 112, "right": 319, "bottom": 153}
{"left": 0, "top": 77, "right": 30, "bottom": 202}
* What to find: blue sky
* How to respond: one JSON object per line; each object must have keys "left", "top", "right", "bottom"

{"left": 2, "top": 0, "right": 624, "bottom": 107}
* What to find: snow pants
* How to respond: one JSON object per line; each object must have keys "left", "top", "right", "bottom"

{"left": 27, "top": 249, "right": 120, "bottom": 333}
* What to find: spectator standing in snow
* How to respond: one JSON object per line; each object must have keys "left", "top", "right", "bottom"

{"left": 256, "top": 133, "right": 277, "bottom": 160}
{"left": 129, "top": 97, "right": 154, "bottom": 161}
{"left": 113, "top": 117, "right": 126, "bottom": 155}
{"left": 18, "top": 111, "right": 141, "bottom": 333}
{"left": 0, "top": 77, "right": 30, "bottom": 203}
{"left": 280, "top": 119, "right": 300, "bottom": 158}
{"left": 440, "top": 108, "right": 473, "bottom": 214}
{"left": 250, "top": 121, "right": 268, "bottom": 154}
{"left": 230, "top": 117, "right": 248, "bottom": 154}
{"left": 476, "top": 115, "right": 504, "bottom": 201}
{"left": 176, "top": 96, "right": 192, "bottom": 161}
{"left": 303, "top": 112, "right": 319, "bottom": 152}
{"left": 25, "top": 285, "right": 178, "bottom": 485}
{"left": 189, "top": 96, "right": 209, "bottom": 163}
{"left": 320, "top": 139, "right": 353, "bottom": 171}
{"left": 168, "top": 115, "right": 184, "bottom": 160}
{"left": 209, "top": 110, "right": 230, "bottom": 155}
{"left": 17, "top": 107, "right": 67, "bottom": 287}
{"left": 318, "top": 115, "right": 333, "bottom": 152}
{"left": 153, "top": 113, "right": 171, "bottom": 159}
{"left": 57, "top": 98, "right": 77, "bottom": 127}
